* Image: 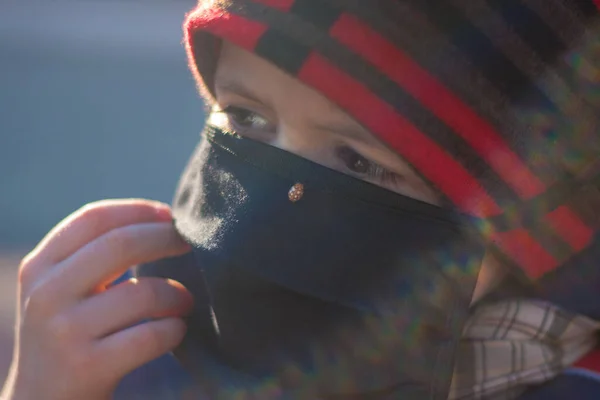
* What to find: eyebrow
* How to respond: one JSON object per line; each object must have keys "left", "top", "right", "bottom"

{"left": 214, "top": 79, "right": 270, "bottom": 107}
{"left": 215, "top": 78, "right": 378, "bottom": 147}
{"left": 309, "top": 121, "right": 378, "bottom": 147}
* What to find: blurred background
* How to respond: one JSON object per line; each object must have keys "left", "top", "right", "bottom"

{"left": 0, "top": 0, "right": 203, "bottom": 383}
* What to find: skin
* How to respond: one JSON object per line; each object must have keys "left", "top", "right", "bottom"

{"left": 211, "top": 41, "right": 503, "bottom": 302}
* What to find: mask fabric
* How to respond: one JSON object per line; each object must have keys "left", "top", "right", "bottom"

{"left": 137, "top": 126, "right": 486, "bottom": 399}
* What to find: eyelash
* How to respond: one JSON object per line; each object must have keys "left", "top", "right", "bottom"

{"left": 334, "top": 146, "right": 404, "bottom": 187}
{"left": 218, "top": 105, "right": 274, "bottom": 135}
{"left": 214, "top": 106, "right": 403, "bottom": 188}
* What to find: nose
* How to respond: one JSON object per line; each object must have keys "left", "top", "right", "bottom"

{"left": 270, "top": 124, "right": 331, "bottom": 167}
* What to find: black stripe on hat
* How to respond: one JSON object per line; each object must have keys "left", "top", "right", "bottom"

{"left": 254, "top": 30, "right": 311, "bottom": 75}
{"left": 486, "top": 194, "right": 578, "bottom": 262}
{"left": 489, "top": 172, "right": 600, "bottom": 232}
{"left": 525, "top": 0, "right": 591, "bottom": 44}
{"left": 255, "top": 0, "right": 343, "bottom": 77}
{"left": 526, "top": 224, "right": 575, "bottom": 262}
{"left": 407, "top": 0, "right": 555, "bottom": 111}
{"left": 571, "top": 0, "right": 600, "bottom": 17}
{"left": 290, "top": 0, "right": 342, "bottom": 31}
{"left": 489, "top": 179, "right": 575, "bottom": 232}
{"left": 485, "top": 0, "right": 566, "bottom": 65}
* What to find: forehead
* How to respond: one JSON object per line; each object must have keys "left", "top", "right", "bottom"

{"left": 213, "top": 40, "right": 387, "bottom": 146}
{"left": 215, "top": 42, "right": 345, "bottom": 114}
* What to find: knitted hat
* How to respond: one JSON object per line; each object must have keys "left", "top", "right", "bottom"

{"left": 184, "top": 0, "right": 600, "bottom": 281}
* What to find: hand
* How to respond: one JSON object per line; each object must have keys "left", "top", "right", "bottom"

{"left": 1, "top": 199, "right": 193, "bottom": 400}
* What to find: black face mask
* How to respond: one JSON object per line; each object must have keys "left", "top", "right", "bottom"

{"left": 137, "top": 126, "right": 486, "bottom": 399}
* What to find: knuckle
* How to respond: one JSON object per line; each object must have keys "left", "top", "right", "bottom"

{"left": 23, "top": 281, "right": 56, "bottom": 317}
{"left": 138, "top": 325, "right": 168, "bottom": 355}
{"left": 18, "top": 253, "right": 37, "bottom": 286}
{"left": 47, "top": 313, "right": 80, "bottom": 340}
{"left": 98, "top": 226, "right": 136, "bottom": 260}
{"left": 113, "top": 226, "right": 138, "bottom": 250}
{"left": 114, "top": 226, "right": 138, "bottom": 248}
{"left": 19, "top": 252, "right": 34, "bottom": 271}
{"left": 77, "top": 202, "right": 110, "bottom": 231}
{"left": 79, "top": 199, "right": 111, "bottom": 214}
{"left": 131, "top": 280, "right": 162, "bottom": 312}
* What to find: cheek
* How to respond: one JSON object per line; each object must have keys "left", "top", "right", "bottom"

{"left": 397, "top": 184, "right": 440, "bottom": 206}
{"left": 406, "top": 175, "right": 442, "bottom": 206}
{"left": 389, "top": 157, "right": 442, "bottom": 205}
{"left": 376, "top": 156, "right": 442, "bottom": 205}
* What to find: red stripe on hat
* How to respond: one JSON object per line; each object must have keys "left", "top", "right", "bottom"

{"left": 575, "top": 348, "right": 600, "bottom": 372}
{"left": 298, "top": 52, "right": 502, "bottom": 217}
{"left": 187, "top": 10, "right": 268, "bottom": 51}
{"left": 252, "top": 0, "right": 295, "bottom": 11}
{"left": 595, "top": 0, "right": 600, "bottom": 10}
{"left": 330, "top": 13, "right": 546, "bottom": 199}
{"left": 545, "top": 206, "right": 594, "bottom": 251}
{"left": 492, "top": 229, "right": 558, "bottom": 278}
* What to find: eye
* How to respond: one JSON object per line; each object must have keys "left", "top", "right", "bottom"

{"left": 335, "top": 146, "right": 375, "bottom": 175}
{"left": 220, "top": 106, "right": 274, "bottom": 134}
{"left": 335, "top": 145, "right": 404, "bottom": 188}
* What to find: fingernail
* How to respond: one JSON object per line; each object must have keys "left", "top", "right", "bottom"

{"left": 168, "top": 280, "right": 195, "bottom": 313}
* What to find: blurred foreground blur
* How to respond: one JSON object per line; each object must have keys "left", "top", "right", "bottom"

{"left": 0, "top": 0, "right": 202, "bottom": 383}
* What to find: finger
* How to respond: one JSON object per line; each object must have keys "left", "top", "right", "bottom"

{"left": 23, "top": 199, "right": 172, "bottom": 270}
{"left": 93, "top": 317, "right": 187, "bottom": 381}
{"left": 71, "top": 278, "right": 193, "bottom": 339}
{"left": 48, "top": 222, "right": 190, "bottom": 303}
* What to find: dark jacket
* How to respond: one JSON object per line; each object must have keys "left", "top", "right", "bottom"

{"left": 113, "top": 352, "right": 600, "bottom": 400}
{"left": 114, "top": 234, "right": 600, "bottom": 399}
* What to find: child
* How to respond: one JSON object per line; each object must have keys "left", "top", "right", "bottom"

{"left": 3, "top": 0, "right": 600, "bottom": 399}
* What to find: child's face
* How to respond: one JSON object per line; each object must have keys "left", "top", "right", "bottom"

{"left": 209, "top": 41, "right": 440, "bottom": 205}
{"left": 207, "top": 41, "right": 500, "bottom": 302}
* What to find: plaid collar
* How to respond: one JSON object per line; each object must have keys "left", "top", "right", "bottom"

{"left": 452, "top": 299, "right": 599, "bottom": 399}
